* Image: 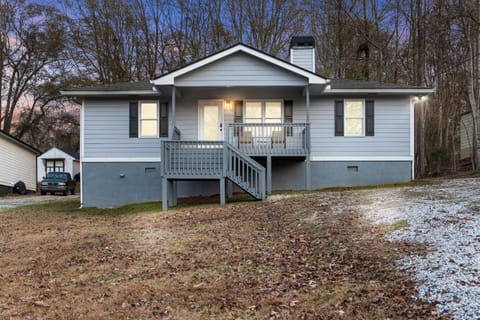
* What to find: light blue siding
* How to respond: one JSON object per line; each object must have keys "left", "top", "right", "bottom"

{"left": 175, "top": 52, "right": 307, "bottom": 87}
{"left": 294, "top": 96, "right": 411, "bottom": 158}
{"left": 290, "top": 48, "right": 314, "bottom": 72}
{"left": 83, "top": 99, "right": 163, "bottom": 158}
{"left": 83, "top": 94, "right": 411, "bottom": 160}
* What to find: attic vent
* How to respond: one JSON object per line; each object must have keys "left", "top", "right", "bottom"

{"left": 289, "top": 36, "right": 316, "bottom": 72}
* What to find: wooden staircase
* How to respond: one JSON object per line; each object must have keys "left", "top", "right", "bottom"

{"left": 161, "top": 141, "right": 265, "bottom": 210}
{"left": 225, "top": 143, "right": 266, "bottom": 200}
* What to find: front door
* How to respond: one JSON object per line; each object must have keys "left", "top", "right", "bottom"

{"left": 199, "top": 100, "right": 224, "bottom": 140}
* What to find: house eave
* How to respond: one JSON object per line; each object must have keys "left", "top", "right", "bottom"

{"left": 322, "top": 88, "right": 435, "bottom": 95}
{"left": 60, "top": 90, "right": 159, "bottom": 97}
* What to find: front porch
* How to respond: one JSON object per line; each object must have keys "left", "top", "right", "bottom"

{"left": 159, "top": 85, "right": 314, "bottom": 210}
{"left": 161, "top": 122, "right": 311, "bottom": 211}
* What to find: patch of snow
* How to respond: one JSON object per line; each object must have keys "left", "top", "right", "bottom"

{"left": 266, "top": 193, "right": 303, "bottom": 202}
{"left": 352, "top": 178, "right": 480, "bottom": 320}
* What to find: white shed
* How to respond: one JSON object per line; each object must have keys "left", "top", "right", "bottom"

{"left": 459, "top": 112, "right": 480, "bottom": 160}
{"left": 0, "top": 130, "right": 40, "bottom": 195}
{"left": 37, "top": 147, "right": 80, "bottom": 181}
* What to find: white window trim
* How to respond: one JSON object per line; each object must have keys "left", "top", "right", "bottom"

{"left": 139, "top": 100, "right": 159, "bottom": 138}
{"left": 344, "top": 99, "right": 365, "bottom": 137}
{"left": 243, "top": 99, "right": 284, "bottom": 123}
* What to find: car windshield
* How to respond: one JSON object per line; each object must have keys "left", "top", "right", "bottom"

{"left": 46, "top": 172, "right": 68, "bottom": 179}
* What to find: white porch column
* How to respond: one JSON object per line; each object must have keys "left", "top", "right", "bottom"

{"left": 170, "top": 86, "right": 176, "bottom": 138}
{"left": 306, "top": 85, "right": 310, "bottom": 123}
{"left": 305, "top": 85, "right": 311, "bottom": 190}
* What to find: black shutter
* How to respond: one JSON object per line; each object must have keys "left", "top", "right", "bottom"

{"left": 233, "top": 100, "right": 243, "bottom": 136}
{"left": 284, "top": 100, "right": 293, "bottom": 136}
{"left": 129, "top": 102, "right": 138, "bottom": 138}
{"left": 160, "top": 102, "right": 168, "bottom": 137}
{"left": 334, "top": 100, "right": 344, "bottom": 136}
{"left": 365, "top": 100, "right": 374, "bottom": 136}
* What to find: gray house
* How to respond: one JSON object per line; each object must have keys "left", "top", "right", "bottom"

{"left": 62, "top": 37, "right": 433, "bottom": 209}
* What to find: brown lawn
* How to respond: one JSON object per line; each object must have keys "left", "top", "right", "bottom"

{"left": 0, "top": 192, "right": 444, "bottom": 319}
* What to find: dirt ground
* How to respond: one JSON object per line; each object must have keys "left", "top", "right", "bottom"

{"left": 0, "top": 188, "right": 445, "bottom": 319}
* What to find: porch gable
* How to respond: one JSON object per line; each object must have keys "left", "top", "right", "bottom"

{"left": 175, "top": 52, "right": 308, "bottom": 87}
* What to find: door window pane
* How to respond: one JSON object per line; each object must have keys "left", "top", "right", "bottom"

{"left": 203, "top": 105, "right": 219, "bottom": 140}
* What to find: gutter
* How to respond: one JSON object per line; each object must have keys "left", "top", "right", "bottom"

{"left": 60, "top": 90, "right": 159, "bottom": 97}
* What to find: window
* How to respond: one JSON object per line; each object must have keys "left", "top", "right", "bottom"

{"left": 344, "top": 99, "right": 364, "bottom": 136}
{"left": 130, "top": 101, "right": 168, "bottom": 138}
{"left": 46, "top": 159, "right": 64, "bottom": 173}
{"left": 335, "top": 99, "right": 374, "bottom": 137}
{"left": 140, "top": 101, "right": 158, "bottom": 138}
{"left": 245, "top": 101, "right": 282, "bottom": 123}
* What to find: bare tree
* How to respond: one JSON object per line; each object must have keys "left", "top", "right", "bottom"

{"left": 228, "top": 0, "right": 304, "bottom": 57}
{"left": 455, "top": 0, "right": 480, "bottom": 170}
{"left": 0, "top": 1, "right": 67, "bottom": 134}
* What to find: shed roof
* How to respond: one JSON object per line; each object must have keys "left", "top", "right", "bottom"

{"left": 39, "top": 147, "right": 80, "bottom": 160}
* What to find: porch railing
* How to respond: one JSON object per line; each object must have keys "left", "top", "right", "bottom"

{"left": 161, "top": 140, "right": 265, "bottom": 200}
{"left": 162, "top": 141, "right": 224, "bottom": 178}
{"left": 226, "top": 123, "right": 310, "bottom": 156}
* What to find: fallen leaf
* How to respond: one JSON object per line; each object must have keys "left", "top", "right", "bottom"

{"left": 33, "top": 301, "right": 49, "bottom": 308}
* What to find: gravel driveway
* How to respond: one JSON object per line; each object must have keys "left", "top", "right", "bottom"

{"left": 0, "top": 194, "right": 79, "bottom": 210}
{"left": 346, "top": 178, "right": 480, "bottom": 320}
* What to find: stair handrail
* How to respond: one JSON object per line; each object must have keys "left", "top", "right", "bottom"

{"left": 224, "top": 142, "right": 266, "bottom": 199}
{"left": 224, "top": 142, "right": 265, "bottom": 171}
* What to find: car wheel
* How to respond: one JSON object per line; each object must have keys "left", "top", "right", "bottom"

{"left": 63, "top": 191, "right": 67, "bottom": 196}
{"left": 40, "top": 191, "right": 46, "bottom": 196}
{"left": 71, "top": 189, "right": 75, "bottom": 195}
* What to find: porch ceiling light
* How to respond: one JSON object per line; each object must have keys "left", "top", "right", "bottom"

{"left": 224, "top": 100, "right": 232, "bottom": 110}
